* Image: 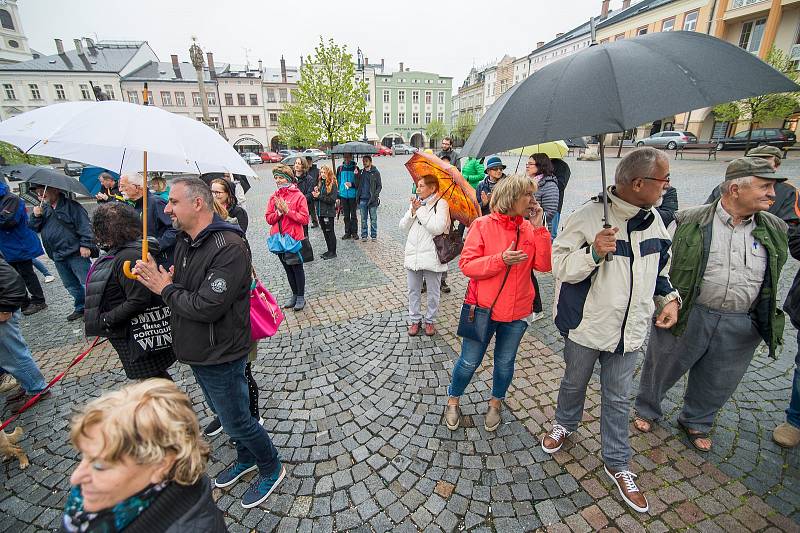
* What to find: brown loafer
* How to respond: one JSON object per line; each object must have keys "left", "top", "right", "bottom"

{"left": 408, "top": 322, "right": 421, "bottom": 336}
{"left": 424, "top": 323, "right": 435, "bottom": 336}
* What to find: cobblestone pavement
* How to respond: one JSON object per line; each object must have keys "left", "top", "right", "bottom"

{"left": 2, "top": 151, "right": 799, "bottom": 532}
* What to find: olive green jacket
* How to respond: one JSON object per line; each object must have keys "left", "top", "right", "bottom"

{"left": 669, "top": 200, "right": 788, "bottom": 357}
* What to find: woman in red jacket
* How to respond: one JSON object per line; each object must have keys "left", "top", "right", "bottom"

{"left": 445, "top": 174, "right": 552, "bottom": 432}
{"left": 266, "top": 164, "right": 310, "bottom": 311}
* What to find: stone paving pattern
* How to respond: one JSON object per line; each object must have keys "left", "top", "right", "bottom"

{"left": 2, "top": 152, "right": 799, "bottom": 532}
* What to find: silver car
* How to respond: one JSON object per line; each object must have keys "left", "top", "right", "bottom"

{"left": 636, "top": 131, "right": 698, "bottom": 150}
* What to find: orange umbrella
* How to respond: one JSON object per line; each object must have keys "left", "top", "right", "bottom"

{"left": 404, "top": 152, "right": 480, "bottom": 226}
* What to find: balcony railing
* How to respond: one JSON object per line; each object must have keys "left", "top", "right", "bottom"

{"left": 731, "top": 0, "right": 768, "bottom": 9}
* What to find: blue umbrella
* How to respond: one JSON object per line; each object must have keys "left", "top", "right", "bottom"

{"left": 79, "top": 166, "right": 119, "bottom": 196}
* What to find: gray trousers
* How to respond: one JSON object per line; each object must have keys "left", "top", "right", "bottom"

{"left": 555, "top": 338, "right": 638, "bottom": 470}
{"left": 635, "top": 305, "right": 761, "bottom": 433}
{"left": 407, "top": 269, "right": 443, "bottom": 324}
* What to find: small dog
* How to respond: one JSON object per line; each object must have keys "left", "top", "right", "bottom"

{"left": 1, "top": 427, "right": 29, "bottom": 469}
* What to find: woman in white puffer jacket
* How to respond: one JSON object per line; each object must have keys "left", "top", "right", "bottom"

{"left": 399, "top": 174, "right": 450, "bottom": 337}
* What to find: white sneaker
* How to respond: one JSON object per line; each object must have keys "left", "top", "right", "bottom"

{"left": 529, "top": 311, "right": 545, "bottom": 322}
{"left": 44, "top": 275, "right": 55, "bottom": 283}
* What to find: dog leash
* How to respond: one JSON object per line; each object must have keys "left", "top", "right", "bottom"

{"left": 0, "top": 336, "right": 104, "bottom": 432}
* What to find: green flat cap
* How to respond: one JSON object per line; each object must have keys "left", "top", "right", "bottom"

{"left": 725, "top": 156, "right": 786, "bottom": 182}
{"left": 745, "top": 145, "right": 784, "bottom": 160}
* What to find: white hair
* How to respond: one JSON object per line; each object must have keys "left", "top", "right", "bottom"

{"left": 615, "top": 147, "right": 668, "bottom": 187}
{"left": 720, "top": 176, "right": 752, "bottom": 195}
{"left": 121, "top": 173, "right": 144, "bottom": 187}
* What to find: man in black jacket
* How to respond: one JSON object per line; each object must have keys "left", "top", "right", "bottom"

{"left": 120, "top": 173, "right": 178, "bottom": 267}
{"left": 134, "top": 177, "right": 284, "bottom": 509}
{"left": 355, "top": 155, "right": 382, "bottom": 240}
{"left": 0, "top": 252, "right": 49, "bottom": 413}
{"left": 29, "top": 186, "right": 95, "bottom": 321}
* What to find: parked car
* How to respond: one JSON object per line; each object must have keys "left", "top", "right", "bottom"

{"left": 375, "top": 145, "right": 392, "bottom": 156}
{"left": 63, "top": 162, "right": 85, "bottom": 176}
{"left": 281, "top": 154, "right": 321, "bottom": 166}
{"left": 240, "top": 152, "right": 262, "bottom": 165}
{"left": 302, "top": 148, "right": 327, "bottom": 159}
{"left": 278, "top": 149, "right": 299, "bottom": 158}
{"left": 392, "top": 144, "right": 417, "bottom": 155}
{"left": 635, "top": 131, "right": 698, "bottom": 150}
{"left": 259, "top": 151, "right": 282, "bottom": 163}
{"left": 715, "top": 128, "right": 796, "bottom": 151}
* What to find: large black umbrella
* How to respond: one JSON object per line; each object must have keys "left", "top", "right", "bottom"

{"left": 1, "top": 164, "right": 53, "bottom": 181}
{"left": 462, "top": 30, "right": 800, "bottom": 258}
{"left": 22, "top": 166, "right": 90, "bottom": 196}
{"left": 330, "top": 141, "right": 377, "bottom": 155}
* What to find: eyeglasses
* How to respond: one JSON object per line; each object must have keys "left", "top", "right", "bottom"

{"left": 525, "top": 161, "right": 537, "bottom": 166}
{"left": 211, "top": 190, "right": 226, "bottom": 195}
{"left": 642, "top": 175, "right": 671, "bottom": 184}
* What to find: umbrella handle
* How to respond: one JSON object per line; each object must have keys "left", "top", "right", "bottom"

{"left": 122, "top": 260, "right": 136, "bottom": 279}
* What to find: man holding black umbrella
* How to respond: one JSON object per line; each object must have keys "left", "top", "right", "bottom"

{"left": 28, "top": 185, "right": 95, "bottom": 321}
{"left": 542, "top": 148, "right": 681, "bottom": 513}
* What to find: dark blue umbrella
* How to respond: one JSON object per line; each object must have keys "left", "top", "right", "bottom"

{"left": 22, "top": 166, "right": 91, "bottom": 196}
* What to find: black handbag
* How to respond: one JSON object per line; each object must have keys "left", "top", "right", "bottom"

{"left": 282, "top": 238, "right": 314, "bottom": 265}
{"left": 127, "top": 304, "right": 173, "bottom": 362}
{"left": 433, "top": 222, "right": 464, "bottom": 264}
{"left": 456, "top": 227, "right": 519, "bottom": 344}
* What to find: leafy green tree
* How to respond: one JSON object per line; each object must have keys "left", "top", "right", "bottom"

{"left": 426, "top": 120, "right": 447, "bottom": 148}
{"left": 712, "top": 47, "right": 799, "bottom": 152}
{"left": 453, "top": 114, "right": 476, "bottom": 144}
{"left": 294, "top": 37, "right": 370, "bottom": 167}
{"left": 0, "top": 141, "right": 49, "bottom": 165}
{"left": 277, "top": 103, "right": 320, "bottom": 149}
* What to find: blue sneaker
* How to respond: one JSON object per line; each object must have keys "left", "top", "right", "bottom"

{"left": 214, "top": 462, "right": 257, "bottom": 488}
{"left": 241, "top": 463, "right": 286, "bottom": 508}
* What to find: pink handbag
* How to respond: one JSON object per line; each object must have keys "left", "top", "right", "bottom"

{"left": 250, "top": 280, "right": 284, "bottom": 341}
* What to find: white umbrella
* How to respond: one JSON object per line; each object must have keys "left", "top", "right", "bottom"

{"left": 0, "top": 99, "right": 254, "bottom": 278}
{"left": 0, "top": 100, "right": 254, "bottom": 176}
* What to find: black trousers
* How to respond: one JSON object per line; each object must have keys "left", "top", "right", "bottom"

{"left": 280, "top": 258, "right": 306, "bottom": 296}
{"left": 342, "top": 197, "right": 358, "bottom": 237}
{"left": 320, "top": 216, "right": 337, "bottom": 254}
{"left": 305, "top": 196, "right": 318, "bottom": 226}
{"left": 10, "top": 260, "right": 45, "bottom": 305}
{"left": 532, "top": 272, "right": 543, "bottom": 313}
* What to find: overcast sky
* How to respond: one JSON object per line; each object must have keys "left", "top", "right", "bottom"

{"left": 20, "top": 0, "right": 610, "bottom": 90}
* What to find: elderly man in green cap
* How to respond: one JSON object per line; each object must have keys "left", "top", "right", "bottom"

{"left": 635, "top": 157, "right": 788, "bottom": 453}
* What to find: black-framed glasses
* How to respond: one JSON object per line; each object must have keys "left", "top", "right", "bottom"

{"left": 642, "top": 174, "right": 670, "bottom": 184}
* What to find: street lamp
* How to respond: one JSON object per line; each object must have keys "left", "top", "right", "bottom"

{"left": 357, "top": 47, "right": 368, "bottom": 143}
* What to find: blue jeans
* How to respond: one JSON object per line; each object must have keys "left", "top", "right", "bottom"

{"left": 787, "top": 331, "right": 800, "bottom": 428}
{"left": 32, "top": 257, "right": 52, "bottom": 277}
{"left": 54, "top": 254, "right": 90, "bottom": 312}
{"left": 192, "top": 356, "right": 280, "bottom": 475}
{"left": 358, "top": 199, "right": 377, "bottom": 238}
{"left": 0, "top": 311, "right": 47, "bottom": 394}
{"left": 448, "top": 319, "right": 528, "bottom": 399}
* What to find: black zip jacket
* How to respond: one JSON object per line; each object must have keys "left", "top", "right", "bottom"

{"left": 0, "top": 253, "right": 28, "bottom": 312}
{"left": 28, "top": 194, "right": 95, "bottom": 261}
{"left": 161, "top": 216, "right": 251, "bottom": 366}
{"left": 354, "top": 167, "right": 382, "bottom": 207}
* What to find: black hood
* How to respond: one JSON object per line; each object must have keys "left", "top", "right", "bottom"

{"left": 188, "top": 215, "right": 245, "bottom": 247}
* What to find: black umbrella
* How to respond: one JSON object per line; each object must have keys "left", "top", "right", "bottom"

{"left": 200, "top": 173, "right": 251, "bottom": 194}
{"left": 330, "top": 141, "right": 377, "bottom": 155}
{"left": 565, "top": 137, "right": 587, "bottom": 149}
{"left": 462, "top": 30, "right": 800, "bottom": 259}
{"left": 22, "top": 166, "right": 90, "bottom": 196}
{"left": 1, "top": 164, "right": 53, "bottom": 181}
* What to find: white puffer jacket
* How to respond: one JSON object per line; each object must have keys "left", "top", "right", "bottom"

{"left": 399, "top": 198, "right": 450, "bottom": 272}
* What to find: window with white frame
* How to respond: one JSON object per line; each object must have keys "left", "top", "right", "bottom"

{"left": 224, "top": 93, "right": 233, "bottom": 106}
{"left": 425, "top": 91, "right": 431, "bottom": 104}
{"left": 54, "top": 84, "right": 66, "bottom": 100}
{"left": 683, "top": 10, "right": 699, "bottom": 31}
{"left": 662, "top": 17, "right": 675, "bottom": 32}
{"left": 412, "top": 90, "right": 419, "bottom": 104}
{"left": 80, "top": 84, "right": 92, "bottom": 100}
{"left": 250, "top": 93, "right": 258, "bottom": 105}
{"left": 383, "top": 90, "right": 389, "bottom": 103}
{"left": 425, "top": 112, "right": 431, "bottom": 124}
{"left": 279, "top": 88, "right": 287, "bottom": 102}
{"left": 398, "top": 90, "right": 405, "bottom": 103}
{"left": 437, "top": 112, "right": 444, "bottom": 122}
{"left": 739, "top": 18, "right": 767, "bottom": 53}
{"left": 252, "top": 115, "right": 261, "bottom": 127}
{"left": 240, "top": 115, "right": 249, "bottom": 128}
{"left": 161, "top": 91, "right": 172, "bottom": 106}
{"left": 146, "top": 91, "right": 153, "bottom": 105}
{"left": 267, "top": 89, "right": 276, "bottom": 103}
{"left": 28, "top": 83, "right": 40, "bottom": 100}
{"left": 269, "top": 113, "right": 278, "bottom": 125}
{"left": 104, "top": 84, "right": 116, "bottom": 100}
{"left": 383, "top": 112, "right": 390, "bottom": 124}
{"left": 127, "top": 91, "right": 139, "bottom": 104}
{"left": 237, "top": 93, "right": 245, "bottom": 105}
{"left": 175, "top": 92, "right": 186, "bottom": 106}
{"left": 412, "top": 112, "right": 419, "bottom": 124}
{"left": 2, "top": 83, "right": 14, "bottom": 100}
{"left": 438, "top": 91, "right": 444, "bottom": 105}
{"left": 207, "top": 92, "right": 216, "bottom": 106}
{"left": 398, "top": 112, "right": 405, "bottom": 125}
{"left": 192, "top": 92, "right": 201, "bottom": 106}
{"left": 228, "top": 116, "right": 237, "bottom": 128}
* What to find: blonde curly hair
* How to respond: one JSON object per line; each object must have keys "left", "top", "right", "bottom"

{"left": 70, "top": 379, "right": 208, "bottom": 485}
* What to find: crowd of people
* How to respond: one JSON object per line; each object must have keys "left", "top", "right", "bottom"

{"left": 0, "top": 139, "right": 799, "bottom": 528}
